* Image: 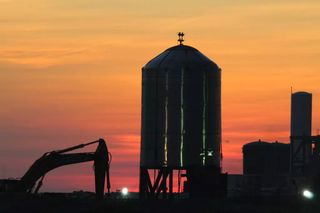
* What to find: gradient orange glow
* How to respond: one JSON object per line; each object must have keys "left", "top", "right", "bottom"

{"left": 1, "top": 0, "right": 320, "bottom": 192}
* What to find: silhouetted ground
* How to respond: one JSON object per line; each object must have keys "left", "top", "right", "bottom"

{"left": 0, "top": 193, "right": 319, "bottom": 213}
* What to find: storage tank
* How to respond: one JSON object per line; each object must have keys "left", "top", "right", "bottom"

{"left": 290, "top": 91, "right": 312, "bottom": 174}
{"left": 140, "top": 42, "right": 221, "bottom": 170}
{"left": 242, "top": 140, "right": 290, "bottom": 193}
{"left": 243, "top": 140, "right": 290, "bottom": 175}
{"left": 291, "top": 92, "right": 312, "bottom": 137}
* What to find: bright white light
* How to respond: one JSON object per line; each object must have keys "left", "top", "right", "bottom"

{"left": 121, "top": 187, "right": 129, "bottom": 196}
{"left": 303, "top": 189, "right": 314, "bottom": 199}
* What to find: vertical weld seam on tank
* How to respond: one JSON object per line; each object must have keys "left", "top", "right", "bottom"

{"left": 205, "top": 71, "right": 209, "bottom": 164}
{"left": 202, "top": 70, "right": 207, "bottom": 166}
{"left": 180, "top": 67, "right": 185, "bottom": 167}
{"left": 154, "top": 68, "right": 159, "bottom": 165}
{"left": 164, "top": 70, "right": 168, "bottom": 166}
{"left": 155, "top": 51, "right": 172, "bottom": 167}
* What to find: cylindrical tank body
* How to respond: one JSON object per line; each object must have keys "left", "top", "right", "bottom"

{"left": 290, "top": 91, "right": 312, "bottom": 173}
{"left": 291, "top": 92, "right": 312, "bottom": 136}
{"left": 140, "top": 45, "right": 221, "bottom": 169}
{"left": 291, "top": 92, "right": 312, "bottom": 137}
{"left": 243, "top": 141, "right": 290, "bottom": 175}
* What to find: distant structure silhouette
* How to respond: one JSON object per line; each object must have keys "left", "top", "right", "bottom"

{"left": 290, "top": 92, "right": 312, "bottom": 174}
{"left": 243, "top": 140, "right": 290, "bottom": 176}
{"left": 240, "top": 140, "right": 290, "bottom": 196}
{"left": 236, "top": 91, "right": 320, "bottom": 197}
{"left": 140, "top": 33, "right": 226, "bottom": 198}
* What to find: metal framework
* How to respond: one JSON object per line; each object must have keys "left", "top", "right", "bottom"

{"left": 139, "top": 167, "right": 182, "bottom": 199}
{"left": 139, "top": 166, "right": 227, "bottom": 199}
{"left": 290, "top": 135, "right": 320, "bottom": 175}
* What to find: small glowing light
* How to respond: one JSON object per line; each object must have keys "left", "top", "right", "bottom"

{"left": 303, "top": 189, "right": 314, "bottom": 199}
{"left": 208, "top": 151, "right": 213, "bottom": 156}
{"left": 121, "top": 187, "right": 129, "bottom": 196}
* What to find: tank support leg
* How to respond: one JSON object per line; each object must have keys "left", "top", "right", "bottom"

{"left": 139, "top": 167, "right": 174, "bottom": 199}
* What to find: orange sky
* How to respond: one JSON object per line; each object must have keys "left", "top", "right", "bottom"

{"left": 1, "top": 0, "right": 320, "bottom": 192}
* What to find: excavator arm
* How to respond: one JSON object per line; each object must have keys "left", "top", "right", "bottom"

{"left": 14, "top": 138, "right": 110, "bottom": 200}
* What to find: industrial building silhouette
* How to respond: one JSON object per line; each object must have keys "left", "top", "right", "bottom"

{"left": 238, "top": 91, "right": 320, "bottom": 197}
{"left": 243, "top": 140, "right": 290, "bottom": 176}
{"left": 138, "top": 33, "right": 320, "bottom": 198}
{"left": 139, "top": 33, "right": 226, "bottom": 198}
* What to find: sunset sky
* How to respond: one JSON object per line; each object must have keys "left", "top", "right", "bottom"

{"left": 1, "top": 0, "right": 320, "bottom": 192}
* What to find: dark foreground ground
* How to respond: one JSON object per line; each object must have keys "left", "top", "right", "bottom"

{"left": 1, "top": 193, "right": 320, "bottom": 213}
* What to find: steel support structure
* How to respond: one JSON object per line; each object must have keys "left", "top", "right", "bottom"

{"left": 139, "top": 167, "right": 175, "bottom": 199}
{"left": 139, "top": 166, "right": 227, "bottom": 199}
{"left": 290, "top": 135, "right": 320, "bottom": 175}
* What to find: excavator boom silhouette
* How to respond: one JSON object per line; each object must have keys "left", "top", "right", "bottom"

{"left": 0, "top": 138, "right": 111, "bottom": 200}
